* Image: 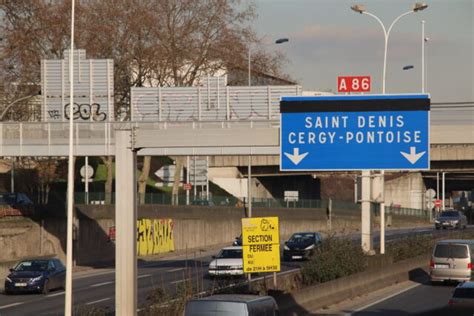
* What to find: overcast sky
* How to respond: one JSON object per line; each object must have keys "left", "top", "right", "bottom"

{"left": 251, "top": 0, "right": 473, "bottom": 105}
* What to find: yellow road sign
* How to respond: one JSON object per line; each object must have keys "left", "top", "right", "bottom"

{"left": 242, "top": 217, "right": 280, "bottom": 273}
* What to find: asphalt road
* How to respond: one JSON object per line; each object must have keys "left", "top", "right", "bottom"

{"left": 353, "top": 277, "right": 459, "bottom": 316}
{"left": 0, "top": 225, "right": 472, "bottom": 315}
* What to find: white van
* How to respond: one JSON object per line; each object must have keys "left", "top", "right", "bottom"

{"left": 430, "top": 240, "right": 474, "bottom": 283}
{"left": 184, "top": 294, "right": 279, "bottom": 316}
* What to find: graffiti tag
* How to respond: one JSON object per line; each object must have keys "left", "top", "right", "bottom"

{"left": 63, "top": 103, "right": 107, "bottom": 121}
{"left": 137, "top": 218, "right": 174, "bottom": 256}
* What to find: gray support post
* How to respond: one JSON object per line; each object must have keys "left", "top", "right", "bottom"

{"left": 115, "top": 130, "right": 137, "bottom": 316}
{"left": 361, "top": 170, "right": 373, "bottom": 253}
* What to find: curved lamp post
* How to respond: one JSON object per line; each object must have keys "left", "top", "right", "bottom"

{"left": 351, "top": 3, "right": 428, "bottom": 93}
{"left": 350, "top": 3, "right": 428, "bottom": 255}
{"left": 248, "top": 38, "right": 289, "bottom": 86}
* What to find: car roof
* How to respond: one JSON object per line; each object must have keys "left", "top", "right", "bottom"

{"left": 457, "top": 281, "right": 474, "bottom": 289}
{"left": 436, "top": 239, "right": 474, "bottom": 245}
{"left": 290, "top": 232, "right": 319, "bottom": 235}
{"left": 221, "top": 246, "right": 242, "bottom": 250}
{"left": 190, "top": 294, "right": 274, "bottom": 303}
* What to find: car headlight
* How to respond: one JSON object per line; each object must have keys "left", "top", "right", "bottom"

{"left": 434, "top": 220, "right": 439, "bottom": 223}
{"left": 284, "top": 245, "right": 290, "bottom": 250}
{"left": 452, "top": 220, "right": 459, "bottom": 224}
{"left": 5, "top": 276, "right": 12, "bottom": 283}
{"left": 305, "top": 244, "right": 315, "bottom": 250}
{"left": 30, "top": 275, "right": 43, "bottom": 282}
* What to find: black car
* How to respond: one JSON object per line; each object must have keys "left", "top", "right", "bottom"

{"left": 283, "top": 232, "right": 323, "bottom": 261}
{"left": 435, "top": 210, "right": 468, "bottom": 230}
{"left": 4, "top": 258, "right": 66, "bottom": 294}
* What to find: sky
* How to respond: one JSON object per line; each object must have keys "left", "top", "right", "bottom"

{"left": 250, "top": 0, "right": 473, "bottom": 105}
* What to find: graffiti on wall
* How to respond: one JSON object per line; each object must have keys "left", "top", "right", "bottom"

{"left": 62, "top": 103, "right": 107, "bottom": 121}
{"left": 137, "top": 218, "right": 174, "bottom": 256}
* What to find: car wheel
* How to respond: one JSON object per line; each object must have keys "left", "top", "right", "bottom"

{"left": 4, "top": 289, "right": 11, "bottom": 295}
{"left": 435, "top": 226, "right": 440, "bottom": 230}
{"left": 42, "top": 280, "right": 50, "bottom": 294}
{"left": 442, "top": 226, "right": 446, "bottom": 230}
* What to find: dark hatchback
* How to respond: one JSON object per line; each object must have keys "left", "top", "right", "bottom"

{"left": 435, "top": 210, "right": 468, "bottom": 230}
{"left": 4, "top": 258, "right": 66, "bottom": 294}
{"left": 283, "top": 232, "right": 323, "bottom": 261}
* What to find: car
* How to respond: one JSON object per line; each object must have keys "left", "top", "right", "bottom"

{"left": 430, "top": 239, "right": 474, "bottom": 283}
{"left": 184, "top": 294, "right": 279, "bottom": 316}
{"left": 233, "top": 234, "right": 242, "bottom": 246}
{"left": 208, "top": 246, "right": 243, "bottom": 277}
{"left": 283, "top": 232, "right": 323, "bottom": 261}
{"left": 448, "top": 281, "right": 474, "bottom": 312}
{"left": 4, "top": 258, "right": 66, "bottom": 294}
{"left": 434, "top": 210, "right": 468, "bottom": 230}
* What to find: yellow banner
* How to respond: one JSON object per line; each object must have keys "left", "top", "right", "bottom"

{"left": 242, "top": 217, "right": 280, "bottom": 273}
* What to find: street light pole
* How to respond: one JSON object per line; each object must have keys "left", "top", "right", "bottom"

{"left": 351, "top": 2, "right": 428, "bottom": 255}
{"left": 65, "top": 0, "right": 75, "bottom": 315}
{"left": 422, "top": 20, "right": 425, "bottom": 93}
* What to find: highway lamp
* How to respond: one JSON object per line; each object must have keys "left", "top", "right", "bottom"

{"left": 248, "top": 37, "right": 289, "bottom": 86}
{"left": 351, "top": 3, "right": 428, "bottom": 255}
{"left": 350, "top": 2, "right": 428, "bottom": 93}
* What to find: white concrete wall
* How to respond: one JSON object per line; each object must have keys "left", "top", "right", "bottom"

{"left": 385, "top": 172, "right": 426, "bottom": 209}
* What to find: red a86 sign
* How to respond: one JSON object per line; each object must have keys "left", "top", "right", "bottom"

{"left": 337, "top": 76, "right": 371, "bottom": 93}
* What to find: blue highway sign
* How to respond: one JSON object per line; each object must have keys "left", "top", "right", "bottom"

{"left": 280, "top": 94, "right": 430, "bottom": 171}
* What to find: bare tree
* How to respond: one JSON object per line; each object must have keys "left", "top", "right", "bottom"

{"left": 1, "top": 0, "right": 290, "bottom": 200}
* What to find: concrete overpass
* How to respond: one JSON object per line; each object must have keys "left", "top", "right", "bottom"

{"left": 0, "top": 121, "right": 472, "bottom": 160}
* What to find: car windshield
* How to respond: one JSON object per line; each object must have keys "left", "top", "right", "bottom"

{"left": 288, "top": 233, "right": 315, "bottom": 243}
{"left": 439, "top": 211, "right": 459, "bottom": 217}
{"left": 434, "top": 244, "right": 469, "bottom": 258}
{"left": 14, "top": 260, "right": 49, "bottom": 272}
{"left": 217, "top": 249, "right": 242, "bottom": 259}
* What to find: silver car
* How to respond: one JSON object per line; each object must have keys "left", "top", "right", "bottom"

{"left": 434, "top": 210, "right": 468, "bottom": 230}
{"left": 430, "top": 240, "right": 474, "bottom": 283}
{"left": 448, "top": 281, "right": 474, "bottom": 312}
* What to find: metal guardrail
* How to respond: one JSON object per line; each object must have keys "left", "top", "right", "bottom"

{"left": 68, "top": 192, "right": 427, "bottom": 217}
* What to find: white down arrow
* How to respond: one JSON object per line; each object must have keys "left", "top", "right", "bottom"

{"left": 400, "top": 147, "right": 426, "bottom": 164}
{"left": 284, "top": 148, "right": 308, "bottom": 165}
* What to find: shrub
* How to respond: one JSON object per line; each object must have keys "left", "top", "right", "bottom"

{"left": 300, "top": 237, "right": 366, "bottom": 285}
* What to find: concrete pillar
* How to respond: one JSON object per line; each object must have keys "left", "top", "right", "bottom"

{"left": 115, "top": 130, "right": 137, "bottom": 316}
{"left": 361, "top": 170, "right": 373, "bottom": 253}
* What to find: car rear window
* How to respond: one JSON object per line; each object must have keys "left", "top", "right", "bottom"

{"left": 453, "top": 288, "right": 474, "bottom": 299}
{"left": 434, "top": 244, "right": 469, "bottom": 258}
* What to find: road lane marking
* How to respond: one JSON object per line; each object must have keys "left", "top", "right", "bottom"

{"left": 167, "top": 268, "right": 185, "bottom": 272}
{"left": 46, "top": 291, "right": 65, "bottom": 297}
{"left": 85, "top": 297, "right": 111, "bottom": 305}
{"left": 353, "top": 282, "right": 422, "bottom": 312}
{"left": 90, "top": 281, "right": 114, "bottom": 288}
{"left": 170, "top": 279, "right": 190, "bottom": 284}
{"left": 0, "top": 302, "right": 23, "bottom": 310}
{"left": 138, "top": 274, "right": 151, "bottom": 279}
